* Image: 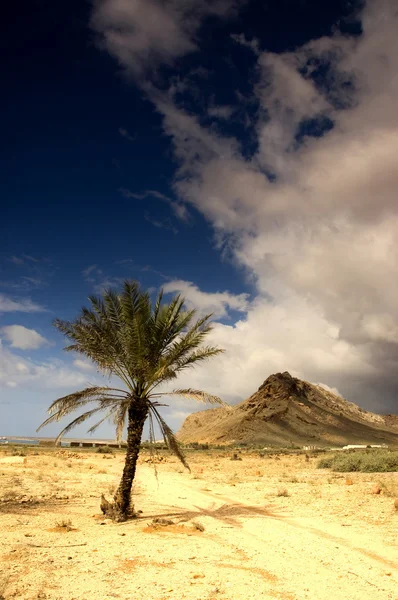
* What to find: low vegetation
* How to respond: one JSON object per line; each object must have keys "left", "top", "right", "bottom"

{"left": 96, "top": 445, "right": 114, "bottom": 454}
{"left": 317, "top": 449, "right": 398, "bottom": 472}
{"left": 55, "top": 518, "right": 74, "bottom": 531}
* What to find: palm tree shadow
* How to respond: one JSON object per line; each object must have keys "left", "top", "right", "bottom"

{"left": 135, "top": 501, "right": 285, "bottom": 528}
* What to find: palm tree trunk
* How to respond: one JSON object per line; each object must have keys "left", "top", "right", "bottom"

{"left": 113, "top": 402, "right": 147, "bottom": 520}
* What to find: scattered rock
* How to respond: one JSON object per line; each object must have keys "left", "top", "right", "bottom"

{"left": 371, "top": 485, "right": 382, "bottom": 495}
{"left": 151, "top": 518, "right": 174, "bottom": 527}
{"left": 144, "top": 455, "right": 167, "bottom": 464}
{"left": 230, "top": 453, "right": 242, "bottom": 461}
{"left": 55, "top": 450, "right": 84, "bottom": 459}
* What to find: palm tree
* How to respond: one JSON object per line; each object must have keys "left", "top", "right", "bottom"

{"left": 37, "top": 281, "right": 225, "bottom": 520}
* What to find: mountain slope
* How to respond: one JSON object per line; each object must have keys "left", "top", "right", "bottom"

{"left": 177, "top": 372, "right": 398, "bottom": 446}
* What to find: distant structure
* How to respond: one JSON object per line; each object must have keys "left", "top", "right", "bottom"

{"left": 0, "top": 436, "right": 126, "bottom": 448}
{"left": 342, "top": 444, "right": 387, "bottom": 450}
{"left": 69, "top": 440, "right": 126, "bottom": 449}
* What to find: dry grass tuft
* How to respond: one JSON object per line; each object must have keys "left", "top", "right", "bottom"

{"left": 55, "top": 519, "right": 74, "bottom": 531}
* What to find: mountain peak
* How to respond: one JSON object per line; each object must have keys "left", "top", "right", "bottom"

{"left": 177, "top": 372, "right": 398, "bottom": 447}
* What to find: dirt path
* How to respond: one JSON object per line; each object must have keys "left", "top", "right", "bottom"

{"left": 134, "top": 466, "right": 398, "bottom": 600}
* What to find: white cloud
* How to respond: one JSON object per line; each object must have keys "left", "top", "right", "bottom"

{"left": 91, "top": 0, "right": 243, "bottom": 77}
{"left": 94, "top": 0, "right": 398, "bottom": 416}
{"left": 208, "top": 105, "right": 234, "bottom": 120}
{"left": 159, "top": 1, "right": 398, "bottom": 414}
{"left": 0, "top": 294, "right": 45, "bottom": 313}
{"left": 1, "top": 325, "right": 50, "bottom": 350}
{"left": 0, "top": 340, "right": 98, "bottom": 391}
{"left": 73, "top": 359, "right": 96, "bottom": 372}
{"left": 316, "top": 383, "right": 342, "bottom": 397}
{"left": 163, "top": 280, "right": 249, "bottom": 319}
{"left": 82, "top": 265, "right": 124, "bottom": 293}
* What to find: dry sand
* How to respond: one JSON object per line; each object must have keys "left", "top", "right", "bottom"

{"left": 0, "top": 448, "right": 397, "bottom": 600}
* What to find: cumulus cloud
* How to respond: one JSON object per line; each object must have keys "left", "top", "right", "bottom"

{"left": 1, "top": 325, "right": 50, "bottom": 350}
{"left": 94, "top": 0, "right": 398, "bottom": 416}
{"left": 160, "top": 1, "right": 398, "bottom": 414}
{"left": 0, "top": 340, "right": 98, "bottom": 391}
{"left": 0, "top": 294, "right": 46, "bottom": 313}
{"left": 163, "top": 280, "right": 249, "bottom": 319}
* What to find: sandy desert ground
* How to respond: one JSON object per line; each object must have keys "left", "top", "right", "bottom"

{"left": 0, "top": 447, "right": 397, "bottom": 600}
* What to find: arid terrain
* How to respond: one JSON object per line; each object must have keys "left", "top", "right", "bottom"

{"left": 178, "top": 372, "right": 398, "bottom": 447}
{"left": 1, "top": 446, "right": 397, "bottom": 600}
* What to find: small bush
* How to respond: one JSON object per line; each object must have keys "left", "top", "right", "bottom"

{"left": 55, "top": 519, "right": 73, "bottom": 531}
{"left": 2, "top": 490, "right": 18, "bottom": 502}
{"left": 276, "top": 487, "right": 290, "bottom": 497}
{"left": 318, "top": 456, "right": 336, "bottom": 469}
{"left": 317, "top": 449, "right": 398, "bottom": 473}
{"left": 96, "top": 446, "right": 114, "bottom": 454}
{"left": 11, "top": 448, "right": 26, "bottom": 457}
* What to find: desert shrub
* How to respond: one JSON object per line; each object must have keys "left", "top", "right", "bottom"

{"left": 276, "top": 487, "right": 290, "bottom": 497}
{"left": 318, "top": 456, "right": 337, "bottom": 469}
{"left": 2, "top": 490, "right": 18, "bottom": 502}
{"left": 11, "top": 448, "right": 27, "bottom": 457}
{"left": 287, "top": 476, "right": 300, "bottom": 483}
{"left": 96, "top": 446, "right": 114, "bottom": 454}
{"left": 55, "top": 519, "right": 73, "bottom": 531}
{"left": 317, "top": 449, "right": 398, "bottom": 472}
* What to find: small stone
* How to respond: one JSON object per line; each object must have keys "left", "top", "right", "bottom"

{"left": 371, "top": 485, "right": 382, "bottom": 494}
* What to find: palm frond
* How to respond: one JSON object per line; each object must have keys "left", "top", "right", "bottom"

{"left": 53, "top": 406, "right": 107, "bottom": 444}
{"left": 86, "top": 407, "right": 120, "bottom": 435}
{"left": 113, "top": 401, "right": 129, "bottom": 442}
{"left": 154, "top": 388, "right": 228, "bottom": 407}
{"left": 37, "top": 387, "right": 125, "bottom": 432}
{"left": 149, "top": 404, "right": 190, "bottom": 471}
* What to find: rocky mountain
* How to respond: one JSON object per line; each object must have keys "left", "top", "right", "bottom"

{"left": 177, "top": 372, "right": 398, "bottom": 447}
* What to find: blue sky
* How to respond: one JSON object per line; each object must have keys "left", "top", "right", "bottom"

{"left": 2, "top": 0, "right": 398, "bottom": 438}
